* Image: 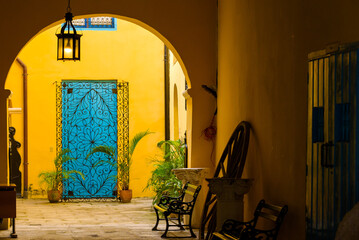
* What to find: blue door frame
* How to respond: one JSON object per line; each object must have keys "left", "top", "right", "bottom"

{"left": 307, "top": 45, "right": 359, "bottom": 239}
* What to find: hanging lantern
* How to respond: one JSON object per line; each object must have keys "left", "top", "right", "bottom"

{"left": 56, "top": 1, "right": 82, "bottom": 61}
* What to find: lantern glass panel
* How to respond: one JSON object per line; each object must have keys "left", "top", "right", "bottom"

{"left": 58, "top": 37, "right": 64, "bottom": 59}
{"left": 75, "top": 38, "right": 80, "bottom": 59}
{"left": 63, "top": 37, "right": 74, "bottom": 59}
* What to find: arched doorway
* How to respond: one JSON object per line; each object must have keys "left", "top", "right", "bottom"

{"left": 0, "top": 1, "right": 217, "bottom": 231}
{"left": 5, "top": 15, "right": 191, "bottom": 200}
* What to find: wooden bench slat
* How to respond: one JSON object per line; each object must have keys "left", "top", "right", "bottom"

{"left": 223, "top": 232, "right": 239, "bottom": 240}
{"left": 212, "top": 232, "right": 235, "bottom": 240}
{"left": 185, "top": 190, "right": 195, "bottom": 196}
{"left": 258, "top": 211, "right": 278, "bottom": 222}
{"left": 263, "top": 203, "right": 283, "bottom": 212}
{"left": 187, "top": 183, "right": 198, "bottom": 189}
{"left": 154, "top": 204, "right": 167, "bottom": 212}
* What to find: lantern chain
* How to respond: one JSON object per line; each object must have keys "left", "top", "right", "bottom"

{"left": 67, "top": 0, "right": 71, "bottom": 13}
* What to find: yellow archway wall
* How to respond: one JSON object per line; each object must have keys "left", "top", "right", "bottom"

{"left": 0, "top": 0, "right": 217, "bottom": 185}
{"left": 5, "top": 18, "right": 165, "bottom": 198}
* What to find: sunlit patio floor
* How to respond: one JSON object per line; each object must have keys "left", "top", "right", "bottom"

{"left": 0, "top": 198, "right": 199, "bottom": 239}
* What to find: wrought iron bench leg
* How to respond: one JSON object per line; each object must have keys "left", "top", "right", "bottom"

{"left": 188, "top": 215, "right": 196, "bottom": 238}
{"left": 177, "top": 214, "right": 185, "bottom": 230}
{"left": 152, "top": 208, "right": 160, "bottom": 231}
{"left": 161, "top": 213, "right": 170, "bottom": 238}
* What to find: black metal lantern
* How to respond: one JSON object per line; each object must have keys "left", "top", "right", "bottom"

{"left": 56, "top": 1, "right": 82, "bottom": 61}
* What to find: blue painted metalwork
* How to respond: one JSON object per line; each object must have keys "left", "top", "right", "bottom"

{"left": 71, "top": 17, "right": 117, "bottom": 31}
{"left": 307, "top": 45, "right": 359, "bottom": 239}
{"left": 61, "top": 80, "right": 118, "bottom": 199}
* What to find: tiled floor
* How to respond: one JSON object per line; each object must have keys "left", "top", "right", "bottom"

{"left": 0, "top": 198, "right": 199, "bottom": 239}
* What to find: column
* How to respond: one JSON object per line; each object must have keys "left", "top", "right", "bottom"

{"left": 206, "top": 178, "right": 253, "bottom": 230}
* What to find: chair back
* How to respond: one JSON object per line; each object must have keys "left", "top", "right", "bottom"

{"left": 252, "top": 199, "right": 288, "bottom": 238}
{"left": 182, "top": 182, "right": 201, "bottom": 209}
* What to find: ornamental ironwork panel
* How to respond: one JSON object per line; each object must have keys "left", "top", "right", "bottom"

{"left": 60, "top": 80, "right": 119, "bottom": 199}
{"left": 117, "top": 82, "right": 129, "bottom": 191}
{"left": 56, "top": 81, "right": 63, "bottom": 157}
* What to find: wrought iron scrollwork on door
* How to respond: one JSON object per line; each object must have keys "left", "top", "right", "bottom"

{"left": 56, "top": 80, "right": 129, "bottom": 199}
{"left": 117, "top": 82, "right": 129, "bottom": 193}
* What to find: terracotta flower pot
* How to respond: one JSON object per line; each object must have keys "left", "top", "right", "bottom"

{"left": 119, "top": 189, "right": 132, "bottom": 203}
{"left": 47, "top": 190, "right": 61, "bottom": 203}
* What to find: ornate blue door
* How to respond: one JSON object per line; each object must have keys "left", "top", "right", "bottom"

{"left": 61, "top": 80, "right": 118, "bottom": 199}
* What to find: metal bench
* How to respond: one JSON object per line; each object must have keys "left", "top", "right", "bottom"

{"left": 152, "top": 182, "right": 201, "bottom": 238}
{"left": 211, "top": 200, "right": 288, "bottom": 240}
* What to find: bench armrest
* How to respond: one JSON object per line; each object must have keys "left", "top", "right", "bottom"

{"left": 222, "top": 219, "right": 253, "bottom": 230}
{"left": 168, "top": 200, "right": 193, "bottom": 212}
{"left": 158, "top": 195, "right": 181, "bottom": 206}
{"left": 219, "top": 219, "right": 254, "bottom": 238}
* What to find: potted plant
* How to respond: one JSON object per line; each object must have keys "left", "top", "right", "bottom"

{"left": 87, "top": 130, "right": 153, "bottom": 203}
{"left": 144, "top": 139, "right": 185, "bottom": 203}
{"left": 38, "top": 149, "right": 84, "bottom": 203}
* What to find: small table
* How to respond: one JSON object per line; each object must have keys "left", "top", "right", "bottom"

{"left": 0, "top": 184, "right": 17, "bottom": 238}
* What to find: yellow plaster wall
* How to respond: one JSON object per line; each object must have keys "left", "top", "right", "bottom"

{"left": 5, "top": 18, "right": 165, "bottom": 198}
{"left": 218, "top": 0, "right": 359, "bottom": 239}
{"left": 169, "top": 51, "right": 187, "bottom": 140}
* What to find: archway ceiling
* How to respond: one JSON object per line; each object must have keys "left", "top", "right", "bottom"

{"left": 0, "top": 0, "right": 217, "bottom": 90}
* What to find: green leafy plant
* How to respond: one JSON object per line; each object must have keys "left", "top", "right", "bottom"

{"left": 144, "top": 139, "right": 185, "bottom": 203}
{"left": 38, "top": 149, "right": 85, "bottom": 191}
{"left": 87, "top": 130, "right": 153, "bottom": 190}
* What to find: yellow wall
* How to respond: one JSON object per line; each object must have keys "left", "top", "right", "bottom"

{"left": 218, "top": 0, "right": 359, "bottom": 239}
{"left": 169, "top": 50, "right": 187, "bottom": 140}
{"left": 5, "top": 18, "right": 165, "bottom": 198}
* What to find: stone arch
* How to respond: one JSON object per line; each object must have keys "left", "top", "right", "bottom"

{"left": 0, "top": 0, "right": 217, "bottom": 186}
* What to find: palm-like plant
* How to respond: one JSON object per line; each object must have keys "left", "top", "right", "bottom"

{"left": 144, "top": 139, "right": 185, "bottom": 203}
{"left": 87, "top": 129, "right": 153, "bottom": 190}
{"left": 38, "top": 149, "right": 85, "bottom": 191}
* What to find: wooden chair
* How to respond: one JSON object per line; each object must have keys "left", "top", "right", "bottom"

{"left": 211, "top": 200, "right": 288, "bottom": 240}
{"left": 152, "top": 182, "right": 202, "bottom": 238}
